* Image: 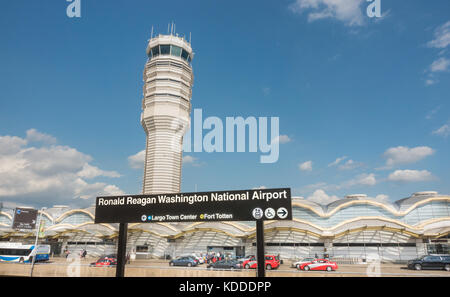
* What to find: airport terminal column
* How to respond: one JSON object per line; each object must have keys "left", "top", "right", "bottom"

{"left": 116, "top": 223, "right": 128, "bottom": 277}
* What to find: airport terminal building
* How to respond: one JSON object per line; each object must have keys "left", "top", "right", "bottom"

{"left": 1, "top": 191, "right": 449, "bottom": 262}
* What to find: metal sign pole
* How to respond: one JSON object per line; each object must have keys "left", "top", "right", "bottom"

{"left": 116, "top": 223, "right": 128, "bottom": 277}
{"left": 30, "top": 208, "right": 44, "bottom": 277}
{"left": 256, "top": 219, "right": 265, "bottom": 278}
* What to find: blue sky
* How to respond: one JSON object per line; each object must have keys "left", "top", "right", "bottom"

{"left": 0, "top": 0, "right": 449, "bottom": 208}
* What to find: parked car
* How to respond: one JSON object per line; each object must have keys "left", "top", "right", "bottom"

{"left": 407, "top": 255, "right": 450, "bottom": 271}
{"left": 244, "top": 255, "right": 280, "bottom": 270}
{"left": 169, "top": 256, "right": 198, "bottom": 267}
{"left": 291, "top": 257, "right": 316, "bottom": 269}
{"left": 207, "top": 259, "right": 242, "bottom": 270}
{"left": 240, "top": 255, "right": 256, "bottom": 268}
{"left": 298, "top": 259, "right": 338, "bottom": 271}
{"left": 191, "top": 254, "right": 205, "bottom": 264}
{"left": 90, "top": 256, "right": 117, "bottom": 267}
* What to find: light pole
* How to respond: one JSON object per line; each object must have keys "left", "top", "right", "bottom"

{"left": 30, "top": 207, "right": 46, "bottom": 277}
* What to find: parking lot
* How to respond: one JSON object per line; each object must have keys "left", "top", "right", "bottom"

{"left": 1, "top": 258, "right": 449, "bottom": 277}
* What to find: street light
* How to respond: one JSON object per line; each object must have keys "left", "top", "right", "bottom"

{"left": 30, "top": 207, "right": 47, "bottom": 277}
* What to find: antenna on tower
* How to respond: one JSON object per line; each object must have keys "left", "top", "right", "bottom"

{"left": 150, "top": 26, "right": 154, "bottom": 39}
{"left": 168, "top": 23, "right": 170, "bottom": 34}
{"left": 189, "top": 32, "right": 192, "bottom": 44}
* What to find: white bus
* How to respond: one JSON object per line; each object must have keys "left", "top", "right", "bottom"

{"left": 0, "top": 242, "right": 50, "bottom": 263}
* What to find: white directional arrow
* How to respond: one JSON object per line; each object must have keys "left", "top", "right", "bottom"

{"left": 277, "top": 207, "right": 288, "bottom": 219}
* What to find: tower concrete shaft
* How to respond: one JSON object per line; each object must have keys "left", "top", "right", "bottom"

{"left": 141, "top": 34, "right": 194, "bottom": 194}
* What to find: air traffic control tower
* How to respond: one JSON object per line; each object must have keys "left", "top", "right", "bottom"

{"left": 141, "top": 30, "right": 194, "bottom": 194}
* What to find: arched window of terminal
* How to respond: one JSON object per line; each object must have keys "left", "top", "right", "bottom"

{"left": 148, "top": 44, "right": 192, "bottom": 64}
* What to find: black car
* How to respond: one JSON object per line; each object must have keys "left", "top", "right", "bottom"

{"left": 169, "top": 256, "right": 198, "bottom": 267}
{"left": 207, "top": 259, "right": 242, "bottom": 270}
{"left": 407, "top": 255, "right": 450, "bottom": 271}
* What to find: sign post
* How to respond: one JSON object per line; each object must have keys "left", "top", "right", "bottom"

{"left": 116, "top": 223, "right": 128, "bottom": 278}
{"left": 30, "top": 207, "right": 46, "bottom": 277}
{"left": 94, "top": 188, "right": 292, "bottom": 278}
{"left": 256, "top": 219, "right": 265, "bottom": 278}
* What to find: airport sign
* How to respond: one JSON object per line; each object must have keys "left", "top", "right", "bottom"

{"left": 95, "top": 188, "right": 292, "bottom": 223}
{"left": 12, "top": 208, "right": 38, "bottom": 230}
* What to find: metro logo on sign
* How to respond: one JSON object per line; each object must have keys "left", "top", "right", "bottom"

{"left": 95, "top": 188, "right": 292, "bottom": 224}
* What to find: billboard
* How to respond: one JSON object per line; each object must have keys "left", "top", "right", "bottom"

{"left": 12, "top": 208, "right": 38, "bottom": 230}
{"left": 95, "top": 188, "right": 292, "bottom": 224}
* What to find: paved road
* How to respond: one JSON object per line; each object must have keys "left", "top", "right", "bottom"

{"left": 1, "top": 258, "right": 449, "bottom": 277}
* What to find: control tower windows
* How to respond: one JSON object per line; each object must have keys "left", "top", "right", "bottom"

{"left": 149, "top": 45, "right": 192, "bottom": 64}
{"left": 160, "top": 44, "right": 171, "bottom": 55}
{"left": 171, "top": 45, "right": 182, "bottom": 57}
{"left": 181, "top": 49, "right": 189, "bottom": 61}
{"left": 151, "top": 46, "right": 160, "bottom": 57}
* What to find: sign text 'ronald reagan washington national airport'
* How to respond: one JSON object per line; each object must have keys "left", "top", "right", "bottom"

{"left": 95, "top": 188, "right": 292, "bottom": 224}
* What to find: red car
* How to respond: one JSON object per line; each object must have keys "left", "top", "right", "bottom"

{"left": 90, "top": 256, "right": 117, "bottom": 267}
{"left": 241, "top": 255, "right": 256, "bottom": 268}
{"left": 298, "top": 259, "right": 338, "bottom": 271}
{"left": 245, "top": 255, "right": 280, "bottom": 270}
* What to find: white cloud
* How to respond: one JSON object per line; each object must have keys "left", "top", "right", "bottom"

{"left": 0, "top": 130, "right": 123, "bottom": 207}
{"left": 272, "top": 135, "right": 291, "bottom": 144}
{"left": 357, "top": 173, "right": 377, "bottom": 186}
{"left": 432, "top": 124, "right": 450, "bottom": 138}
{"left": 306, "top": 189, "right": 340, "bottom": 205}
{"left": 299, "top": 160, "right": 313, "bottom": 171}
{"left": 183, "top": 155, "right": 202, "bottom": 167}
{"left": 77, "top": 163, "right": 121, "bottom": 179}
{"left": 425, "top": 21, "right": 450, "bottom": 85}
{"left": 0, "top": 135, "right": 27, "bottom": 155}
{"left": 289, "top": 0, "right": 365, "bottom": 27}
{"left": 26, "top": 129, "right": 57, "bottom": 144}
{"left": 425, "top": 106, "right": 441, "bottom": 120}
{"left": 374, "top": 194, "right": 389, "bottom": 201}
{"left": 427, "top": 21, "right": 450, "bottom": 49}
{"left": 253, "top": 186, "right": 267, "bottom": 190}
{"left": 344, "top": 173, "right": 377, "bottom": 187}
{"left": 425, "top": 78, "right": 438, "bottom": 86}
{"left": 300, "top": 182, "right": 333, "bottom": 193}
{"left": 338, "top": 159, "right": 362, "bottom": 170}
{"left": 387, "top": 169, "right": 433, "bottom": 183}
{"left": 430, "top": 57, "right": 450, "bottom": 72}
{"left": 128, "top": 150, "right": 145, "bottom": 169}
{"left": 328, "top": 156, "right": 347, "bottom": 167}
{"left": 382, "top": 146, "right": 435, "bottom": 168}
{"left": 300, "top": 172, "right": 376, "bottom": 195}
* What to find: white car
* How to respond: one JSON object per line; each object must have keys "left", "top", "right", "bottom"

{"left": 191, "top": 255, "right": 205, "bottom": 264}
{"left": 291, "top": 257, "right": 316, "bottom": 269}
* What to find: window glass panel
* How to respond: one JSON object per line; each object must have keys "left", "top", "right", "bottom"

{"left": 171, "top": 45, "right": 182, "bottom": 57}
{"left": 188, "top": 55, "right": 192, "bottom": 63}
{"left": 181, "top": 49, "right": 189, "bottom": 61}
{"left": 160, "top": 45, "right": 170, "bottom": 55}
{"left": 151, "top": 46, "right": 159, "bottom": 57}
